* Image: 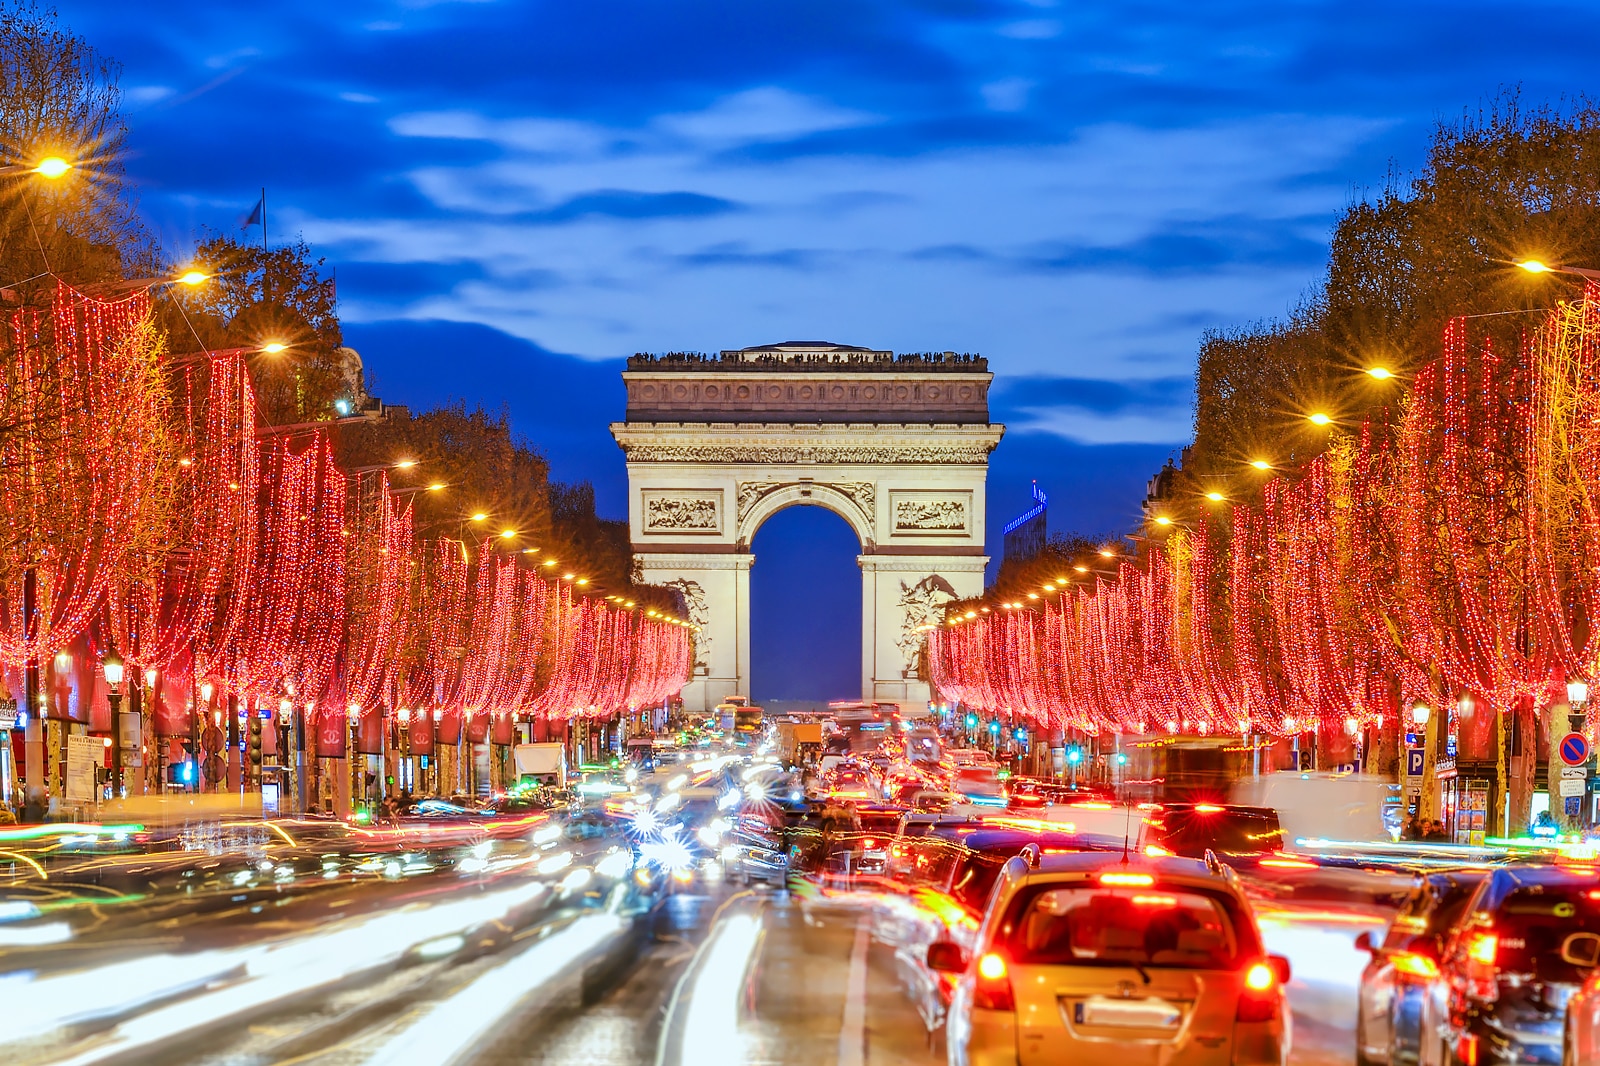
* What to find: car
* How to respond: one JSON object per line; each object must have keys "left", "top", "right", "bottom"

{"left": 926, "top": 849, "right": 1291, "bottom": 1066}
{"left": 1141, "top": 802, "right": 1286, "bottom": 864}
{"left": 1354, "top": 869, "right": 1487, "bottom": 1066}
{"left": 1418, "top": 864, "right": 1600, "bottom": 1065}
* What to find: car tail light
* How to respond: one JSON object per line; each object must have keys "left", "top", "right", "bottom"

{"left": 1467, "top": 933, "right": 1497, "bottom": 966}
{"left": 1143, "top": 843, "right": 1174, "bottom": 858}
{"left": 1393, "top": 953, "right": 1440, "bottom": 979}
{"left": 973, "top": 951, "right": 1015, "bottom": 1011}
{"left": 1100, "top": 872, "right": 1155, "bottom": 887}
{"left": 863, "top": 838, "right": 877, "bottom": 848}
{"left": 1194, "top": 803, "right": 1225, "bottom": 813}
{"left": 1236, "top": 961, "right": 1280, "bottom": 1023}
{"left": 1457, "top": 1033, "right": 1479, "bottom": 1066}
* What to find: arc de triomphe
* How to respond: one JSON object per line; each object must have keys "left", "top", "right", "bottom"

{"left": 611, "top": 342, "right": 1004, "bottom": 713}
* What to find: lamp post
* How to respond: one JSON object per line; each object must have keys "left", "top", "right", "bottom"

{"left": 1568, "top": 679, "right": 1590, "bottom": 733}
{"left": 102, "top": 648, "right": 125, "bottom": 799}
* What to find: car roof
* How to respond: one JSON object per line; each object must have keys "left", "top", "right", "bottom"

{"left": 1028, "top": 851, "right": 1218, "bottom": 881}
{"left": 1490, "top": 864, "right": 1600, "bottom": 889}
{"left": 927, "top": 827, "right": 1124, "bottom": 853}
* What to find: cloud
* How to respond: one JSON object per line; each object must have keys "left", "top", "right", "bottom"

{"left": 655, "top": 87, "right": 881, "bottom": 147}
{"left": 998, "top": 19, "right": 1061, "bottom": 40}
{"left": 981, "top": 77, "right": 1034, "bottom": 112}
{"left": 340, "top": 91, "right": 379, "bottom": 104}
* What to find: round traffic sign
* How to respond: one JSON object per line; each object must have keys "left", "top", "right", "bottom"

{"left": 1561, "top": 732, "right": 1591, "bottom": 767}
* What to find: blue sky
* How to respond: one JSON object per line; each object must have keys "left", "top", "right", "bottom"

{"left": 64, "top": 0, "right": 1600, "bottom": 699}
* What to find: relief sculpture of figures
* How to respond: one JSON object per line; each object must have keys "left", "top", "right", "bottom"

{"left": 893, "top": 498, "right": 966, "bottom": 531}
{"left": 660, "top": 578, "right": 711, "bottom": 675}
{"left": 645, "top": 496, "right": 718, "bottom": 531}
{"left": 896, "top": 574, "right": 957, "bottom": 678}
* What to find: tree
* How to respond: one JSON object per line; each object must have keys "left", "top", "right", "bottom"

{"left": 0, "top": 2, "right": 150, "bottom": 298}
{"left": 162, "top": 234, "right": 351, "bottom": 425}
{"left": 1188, "top": 95, "right": 1600, "bottom": 492}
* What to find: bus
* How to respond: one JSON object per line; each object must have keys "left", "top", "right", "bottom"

{"left": 714, "top": 696, "right": 763, "bottom": 741}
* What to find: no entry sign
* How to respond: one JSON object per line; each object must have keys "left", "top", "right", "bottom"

{"left": 1560, "top": 732, "right": 1591, "bottom": 767}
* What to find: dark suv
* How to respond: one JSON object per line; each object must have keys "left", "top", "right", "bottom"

{"left": 1420, "top": 865, "right": 1600, "bottom": 1065}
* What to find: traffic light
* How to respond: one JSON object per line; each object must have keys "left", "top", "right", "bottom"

{"left": 1066, "top": 746, "right": 1084, "bottom": 765}
{"left": 1298, "top": 749, "right": 1313, "bottom": 772}
{"left": 965, "top": 713, "right": 978, "bottom": 730}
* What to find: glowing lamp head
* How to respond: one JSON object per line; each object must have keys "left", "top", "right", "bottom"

{"left": 177, "top": 270, "right": 209, "bottom": 286}
{"left": 1250, "top": 459, "right": 1271, "bottom": 470}
{"left": 500, "top": 529, "right": 516, "bottom": 539}
{"left": 199, "top": 681, "right": 214, "bottom": 702}
{"left": 1411, "top": 702, "right": 1430, "bottom": 726}
{"left": 100, "top": 649, "right": 125, "bottom": 687}
{"left": 1570, "top": 679, "right": 1591, "bottom": 706}
{"left": 1154, "top": 516, "right": 1172, "bottom": 526}
{"left": 1366, "top": 366, "right": 1393, "bottom": 380}
{"left": 1517, "top": 259, "right": 1554, "bottom": 274}
{"left": 260, "top": 341, "right": 288, "bottom": 354}
{"left": 1205, "top": 491, "right": 1225, "bottom": 502}
{"left": 32, "top": 156, "right": 71, "bottom": 178}
{"left": 1308, "top": 412, "right": 1332, "bottom": 426}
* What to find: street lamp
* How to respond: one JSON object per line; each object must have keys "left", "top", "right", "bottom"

{"left": 1569, "top": 678, "right": 1590, "bottom": 732}
{"left": 1411, "top": 702, "right": 1431, "bottom": 727}
{"left": 1517, "top": 259, "right": 1600, "bottom": 280}
{"left": 102, "top": 647, "right": 126, "bottom": 798}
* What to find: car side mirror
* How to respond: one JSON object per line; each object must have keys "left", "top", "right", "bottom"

{"left": 1563, "top": 932, "right": 1600, "bottom": 969}
{"left": 1269, "top": 954, "right": 1292, "bottom": 984}
{"left": 927, "top": 940, "right": 968, "bottom": 974}
{"left": 1354, "top": 931, "right": 1375, "bottom": 955}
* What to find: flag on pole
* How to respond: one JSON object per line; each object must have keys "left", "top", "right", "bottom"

{"left": 241, "top": 194, "right": 263, "bottom": 229}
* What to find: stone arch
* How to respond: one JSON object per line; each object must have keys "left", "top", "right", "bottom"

{"left": 737, "top": 482, "right": 874, "bottom": 551}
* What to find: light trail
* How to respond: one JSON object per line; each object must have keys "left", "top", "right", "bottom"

{"left": 678, "top": 912, "right": 761, "bottom": 1064}
{"left": 11, "top": 878, "right": 559, "bottom": 1064}
{"left": 363, "top": 912, "right": 624, "bottom": 1066}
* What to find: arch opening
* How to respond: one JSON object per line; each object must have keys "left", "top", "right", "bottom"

{"left": 750, "top": 503, "right": 862, "bottom": 708}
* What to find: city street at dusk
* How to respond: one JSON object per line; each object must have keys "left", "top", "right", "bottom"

{"left": 5, "top": 2, "right": 1600, "bottom": 1064}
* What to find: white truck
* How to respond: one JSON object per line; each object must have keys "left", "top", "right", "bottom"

{"left": 513, "top": 742, "right": 567, "bottom": 788}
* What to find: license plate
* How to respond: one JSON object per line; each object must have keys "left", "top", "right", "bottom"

{"left": 1074, "top": 996, "right": 1183, "bottom": 1029}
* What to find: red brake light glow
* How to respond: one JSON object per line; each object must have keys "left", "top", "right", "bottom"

{"left": 1467, "top": 934, "right": 1497, "bottom": 966}
{"left": 977, "top": 952, "right": 1008, "bottom": 980}
{"left": 1194, "top": 804, "right": 1225, "bottom": 813}
{"left": 1259, "top": 857, "right": 1318, "bottom": 870}
{"left": 1244, "top": 962, "right": 1275, "bottom": 991}
{"left": 1143, "top": 843, "right": 1174, "bottom": 858}
{"left": 1100, "top": 872, "right": 1155, "bottom": 887}
{"left": 1394, "top": 953, "right": 1440, "bottom": 979}
{"left": 1132, "top": 894, "right": 1178, "bottom": 907}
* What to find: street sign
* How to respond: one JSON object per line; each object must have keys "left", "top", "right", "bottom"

{"left": 1561, "top": 764, "right": 1588, "bottom": 779}
{"left": 1561, "top": 732, "right": 1591, "bottom": 767}
{"left": 1561, "top": 778, "right": 1588, "bottom": 797}
{"left": 1405, "top": 748, "right": 1425, "bottom": 777}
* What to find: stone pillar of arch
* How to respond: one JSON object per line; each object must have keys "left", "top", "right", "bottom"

{"left": 612, "top": 342, "right": 1003, "bottom": 713}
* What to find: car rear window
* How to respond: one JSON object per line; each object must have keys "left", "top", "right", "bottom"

{"left": 999, "top": 882, "right": 1253, "bottom": 969}
{"left": 1151, "top": 810, "right": 1284, "bottom": 857}
{"left": 1489, "top": 885, "right": 1600, "bottom": 981}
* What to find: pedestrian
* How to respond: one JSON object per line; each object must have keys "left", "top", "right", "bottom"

{"left": 21, "top": 784, "right": 45, "bottom": 824}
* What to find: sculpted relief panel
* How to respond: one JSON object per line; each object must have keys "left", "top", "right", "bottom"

{"left": 889, "top": 491, "right": 971, "bottom": 535}
{"left": 619, "top": 443, "right": 994, "bottom": 465}
{"left": 643, "top": 491, "right": 722, "bottom": 534}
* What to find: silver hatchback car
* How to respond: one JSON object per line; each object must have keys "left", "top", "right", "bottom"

{"left": 927, "top": 849, "right": 1291, "bottom": 1066}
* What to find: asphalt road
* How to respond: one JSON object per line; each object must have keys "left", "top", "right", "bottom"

{"left": 4, "top": 862, "right": 1369, "bottom": 1065}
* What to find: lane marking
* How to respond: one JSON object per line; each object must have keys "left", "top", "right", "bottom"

{"left": 838, "top": 917, "right": 869, "bottom": 1066}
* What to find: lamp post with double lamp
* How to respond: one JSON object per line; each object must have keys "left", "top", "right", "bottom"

{"left": 101, "top": 648, "right": 125, "bottom": 799}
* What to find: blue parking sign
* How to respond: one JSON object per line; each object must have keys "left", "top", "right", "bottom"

{"left": 1406, "top": 748, "right": 1426, "bottom": 777}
